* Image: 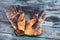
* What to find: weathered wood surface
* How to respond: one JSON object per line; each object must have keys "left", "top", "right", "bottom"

{"left": 0, "top": 0, "right": 60, "bottom": 40}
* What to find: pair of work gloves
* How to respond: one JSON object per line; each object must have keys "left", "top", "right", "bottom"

{"left": 6, "top": 5, "right": 46, "bottom": 36}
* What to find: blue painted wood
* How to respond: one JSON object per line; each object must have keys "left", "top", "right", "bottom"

{"left": 0, "top": 0, "right": 60, "bottom": 40}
